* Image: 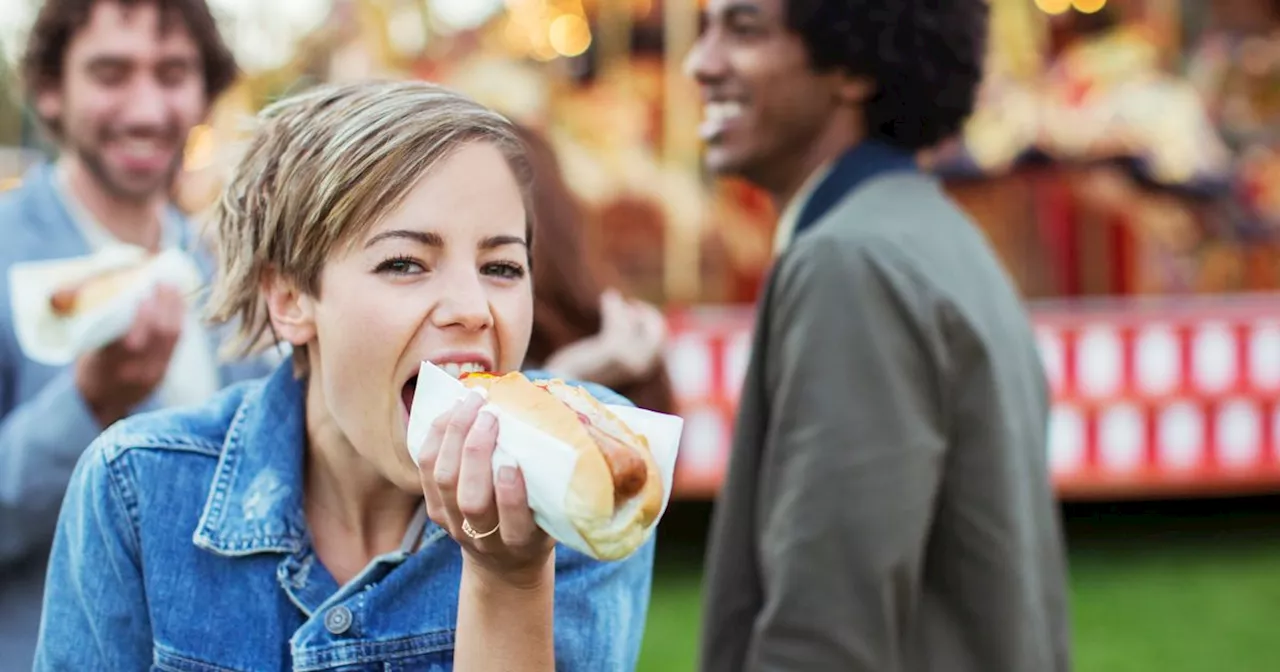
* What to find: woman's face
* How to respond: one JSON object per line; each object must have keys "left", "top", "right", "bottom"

{"left": 276, "top": 141, "right": 533, "bottom": 491}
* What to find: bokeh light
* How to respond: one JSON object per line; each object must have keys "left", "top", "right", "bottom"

{"left": 549, "top": 14, "right": 592, "bottom": 58}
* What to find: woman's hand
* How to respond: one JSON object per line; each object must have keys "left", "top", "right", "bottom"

{"left": 417, "top": 391, "right": 555, "bottom": 589}
{"left": 598, "top": 289, "right": 667, "bottom": 379}
{"left": 543, "top": 289, "right": 668, "bottom": 387}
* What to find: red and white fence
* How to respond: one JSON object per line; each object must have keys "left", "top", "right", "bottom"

{"left": 665, "top": 297, "right": 1280, "bottom": 500}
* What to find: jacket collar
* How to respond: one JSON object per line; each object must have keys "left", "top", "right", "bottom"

{"left": 779, "top": 139, "right": 919, "bottom": 253}
{"left": 194, "top": 361, "right": 310, "bottom": 556}
{"left": 15, "top": 160, "right": 197, "bottom": 253}
{"left": 14, "top": 162, "right": 91, "bottom": 255}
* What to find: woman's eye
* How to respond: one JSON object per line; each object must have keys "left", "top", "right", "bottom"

{"left": 483, "top": 261, "right": 526, "bottom": 280}
{"left": 375, "top": 257, "right": 425, "bottom": 275}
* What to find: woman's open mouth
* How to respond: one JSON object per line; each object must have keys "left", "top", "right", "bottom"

{"left": 401, "top": 377, "right": 418, "bottom": 423}
{"left": 400, "top": 361, "right": 493, "bottom": 423}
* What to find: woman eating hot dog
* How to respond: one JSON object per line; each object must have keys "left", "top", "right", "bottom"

{"left": 34, "top": 81, "right": 654, "bottom": 671}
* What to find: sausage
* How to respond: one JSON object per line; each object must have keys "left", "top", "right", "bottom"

{"left": 46, "top": 261, "right": 152, "bottom": 318}
{"left": 49, "top": 287, "right": 80, "bottom": 316}
{"left": 575, "top": 412, "right": 648, "bottom": 499}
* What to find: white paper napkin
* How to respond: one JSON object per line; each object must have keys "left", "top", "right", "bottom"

{"left": 405, "top": 361, "right": 684, "bottom": 560}
{"left": 9, "top": 245, "right": 205, "bottom": 366}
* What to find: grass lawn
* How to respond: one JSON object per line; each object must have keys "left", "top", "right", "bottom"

{"left": 638, "top": 498, "right": 1280, "bottom": 672}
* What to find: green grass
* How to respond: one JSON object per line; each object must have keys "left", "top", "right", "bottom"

{"left": 638, "top": 499, "right": 1280, "bottom": 672}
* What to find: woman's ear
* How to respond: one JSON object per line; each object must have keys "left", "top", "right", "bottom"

{"left": 261, "top": 269, "right": 316, "bottom": 347}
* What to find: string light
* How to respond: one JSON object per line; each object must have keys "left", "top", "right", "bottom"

{"left": 1034, "top": 0, "right": 1073, "bottom": 15}
{"left": 1033, "top": 0, "right": 1109, "bottom": 14}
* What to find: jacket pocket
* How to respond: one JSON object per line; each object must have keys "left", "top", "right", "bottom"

{"left": 153, "top": 647, "right": 249, "bottom": 672}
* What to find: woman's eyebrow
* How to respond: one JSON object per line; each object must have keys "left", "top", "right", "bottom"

{"left": 363, "top": 231, "right": 527, "bottom": 250}
{"left": 364, "top": 229, "right": 443, "bottom": 249}
{"left": 480, "top": 235, "right": 527, "bottom": 250}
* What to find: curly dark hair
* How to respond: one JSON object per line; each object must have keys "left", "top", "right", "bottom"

{"left": 21, "top": 0, "right": 238, "bottom": 137}
{"left": 786, "top": 0, "right": 989, "bottom": 151}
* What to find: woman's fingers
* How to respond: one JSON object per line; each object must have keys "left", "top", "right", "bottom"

{"left": 456, "top": 409, "right": 500, "bottom": 538}
{"left": 434, "top": 393, "right": 484, "bottom": 490}
{"left": 598, "top": 289, "right": 630, "bottom": 339}
{"left": 429, "top": 393, "right": 483, "bottom": 530}
{"left": 417, "top": 391, "right": 547, "bottom": 560}
{"left": 495, "top": 465, "right": 539, "bottom": 547}
{"left": 418, "top": 410, "right": 451, "bottom": 522}
{"left": 635, "top": 300, "right": 667, "bottom": 340}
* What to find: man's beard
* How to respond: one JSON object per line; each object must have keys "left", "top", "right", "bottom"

{"left": 69, "top": 132, "right": 184, "bottom": 204}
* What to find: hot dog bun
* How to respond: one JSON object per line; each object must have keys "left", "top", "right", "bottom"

{"left": 49, "top": 263, "right": 148, "bottom": 317}
{"left": 460, "top": 371, "right": 662, "bottom": 560}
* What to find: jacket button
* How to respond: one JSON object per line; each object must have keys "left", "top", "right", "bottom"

{"left": 324, "top": 605, "right": 353, "bottom": 635}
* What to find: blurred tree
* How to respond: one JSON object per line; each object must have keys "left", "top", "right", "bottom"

{"left": 0, "top": 40, "right": 21, "bottom": 147}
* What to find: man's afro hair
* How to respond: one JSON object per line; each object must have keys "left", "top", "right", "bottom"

{"left": 787, "top": 0, "right": 989, "bottom": 151}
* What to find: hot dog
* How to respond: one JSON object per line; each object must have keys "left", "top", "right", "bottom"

{"left": 458, "top": 371, "right": 662, "bottom": 560}
{"left": 48, "top": 263, "right": 148, "bottom": 317}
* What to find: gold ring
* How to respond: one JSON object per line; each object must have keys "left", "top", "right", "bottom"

{"left": 461, "top": 518, "right": 500, "bottom": 540}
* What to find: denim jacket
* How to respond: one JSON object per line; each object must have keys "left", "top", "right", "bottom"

{"left": 34, "top": 360, "right": 656, "bottom": 671}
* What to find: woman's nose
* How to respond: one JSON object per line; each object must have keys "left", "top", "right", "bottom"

{"left": 430, "top": 273, "right": 493, "bottom": 331}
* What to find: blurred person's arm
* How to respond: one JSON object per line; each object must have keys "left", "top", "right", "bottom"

{"left": 715, "top": 237, "right": 948, "bottom": 671}
{"left": 0, "top": 353, "right": 106, "bottom": 566}
{"left": 0, "top": 287, "right": 183, "bottom": 566}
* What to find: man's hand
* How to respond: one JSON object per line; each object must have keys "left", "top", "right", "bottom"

{"left": 74, "top": 284, "right": 185, "bottom": 428}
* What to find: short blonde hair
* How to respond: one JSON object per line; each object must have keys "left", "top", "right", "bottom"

{"left": 204, "top": 80, "right": 532, "bottom": 367}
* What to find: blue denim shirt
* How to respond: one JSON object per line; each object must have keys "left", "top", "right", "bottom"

{"left": 34, "top": 360, "right": 656, "bottom": 671}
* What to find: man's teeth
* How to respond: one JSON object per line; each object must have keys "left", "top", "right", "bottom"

{"left": 704, "top": 102, "right": 744, "bottom": 124}
{"left": 437, "top": 362, "right": 489, "bottom": 378}
{"left": 700, "top": 102, "right": 744, "bottom": 141}
{"left": 119, "top": 140, "right": 163, "bottom": 158}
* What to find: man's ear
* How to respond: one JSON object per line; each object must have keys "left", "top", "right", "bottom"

{"left": 36, "top": 87, "right": 62, "bottom": 126}
{"left": 833, "top": 72, "right": 874, "bottom": 107}
{"left": 262, "top": 269, "right": 316, "bottom": 348}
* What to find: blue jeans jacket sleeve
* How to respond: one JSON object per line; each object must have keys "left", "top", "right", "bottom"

{"left": 554, "top": 537, "right": 656, "bottom": 670}
{"left": 0, "top": 365, "right": 104, "bottom": 566}
{"left": 33, "top": 440, "right": 152, "bottom": 671}
{"left": 547, "top": 377, "right": 655, "bottom": 670}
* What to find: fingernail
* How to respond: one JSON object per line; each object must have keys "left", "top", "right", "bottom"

{"left": 466, "top": 390, "right": 485, "bottom": 407}
{"left": 498, "top": 466, "right": 516, "bottom": 484}
{"left": 477, "top": 409, "right": 497, "bottom": 430}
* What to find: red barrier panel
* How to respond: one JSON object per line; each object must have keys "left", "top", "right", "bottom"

{"left": 665, "top": 297, "right": 1280, "bottom": 500}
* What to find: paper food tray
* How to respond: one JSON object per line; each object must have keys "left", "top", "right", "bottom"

{"left": 9, "top": 245, "right": 204, "bottom": 366}
{"left": 406, "top": 361, "right": 684, "bottom": 560}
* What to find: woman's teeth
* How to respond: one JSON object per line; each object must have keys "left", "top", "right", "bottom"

{"left": 437, "top": 362, "right": 489, "bottom": 378}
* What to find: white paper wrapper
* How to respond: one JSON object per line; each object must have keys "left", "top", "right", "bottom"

{"left": 405, "top": 361, "right": 684, "bottom": 560}
{"left": 8, "top": 245, "right": 205, "bottom": 366}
